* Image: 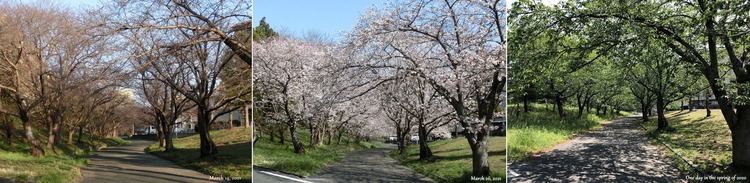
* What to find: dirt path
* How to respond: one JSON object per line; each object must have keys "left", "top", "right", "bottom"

{"left": 509, "top": 117, "right": 683, "bottom": 183}
{"left": 80, "top": 140, "right": 219, "bottom": 183}
{"left": 305, "top": 143, "right": 435, "bottom": 183}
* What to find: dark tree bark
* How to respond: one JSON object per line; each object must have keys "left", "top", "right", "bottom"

{"left": 2, "top": 116, "right": 12, "bottom": 145}
{"left": 705, "top": 90, "right": 712, "bottom": 117}
{"left": 555, "top": 97, "right": 566, "bottom": 118}
{"left": 196, "top": 110, "right": 218, "bottom": 157}
{"left": 278, "top": 123, "right": 285, "bottom": 145}
{"left": 523, "top": 95, "right": 530, "bottom": 113}
{"left": 268, "top": 124, "right": 275, "bottom": 142}
{"left": 77, "top": 125, "right": 84, "bottom": 144}
{"left": 288, "top": 123, "right": 305, "bottom": 154}
{"left": 20, "top": 111, "right": 44, "bottom": 157}
{"left": 417, "top": 124, "right": 432, "bottom": 159}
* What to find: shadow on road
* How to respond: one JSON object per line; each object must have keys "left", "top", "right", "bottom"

{"left": 510, "top": 117, "right": 682, "bottom": 183}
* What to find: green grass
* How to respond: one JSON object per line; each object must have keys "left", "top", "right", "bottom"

{"left": 0, "top": 152, "right": 88, "bottom": 183}
{"left": 390, "top": 137, "right": 506, "bottom": 183}
{"left": 147, "top": 128, "right": 252, "bottom": 182}
{"left": 0, "top": 117, "right": 130, "bottom": 182}
{"left": 253, "top": 128, "right": 374, "bottom": 177}
{"left": 508, "top": 103, "right": 630, "bottom": 161}
{"left": 641, "top": 109, "right": 748, "bottom": 176}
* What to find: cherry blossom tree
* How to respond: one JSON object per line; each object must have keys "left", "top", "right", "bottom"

{"left": 347, "top": 0, "right": 507, "bottom": 176}
{"left": 254, "top": 37, "right": 326, "bottom": 154}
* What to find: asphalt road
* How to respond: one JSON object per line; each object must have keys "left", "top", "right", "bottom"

{"left": 254, "top": 143, "right": 434, "bottom": 183}
{"left": 509, "top": 117, "right": 683, "bottom": 182}
{"left": 80, "top": 140, "right": 220, "bottom": 183}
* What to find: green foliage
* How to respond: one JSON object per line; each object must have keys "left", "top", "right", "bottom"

{"left": 147, "top": 128, "right": 252, "bottom": 181}
{"left": 253, "top": 17, "right": 278, "bottom": 40}
{"left": 719, "top": 81, "right": 750, "bottom": 106}
{"left": 389, "top": 137, "right": 506, "bottom": 183}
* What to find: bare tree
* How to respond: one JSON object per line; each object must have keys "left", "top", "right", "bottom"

{"left": 105, "top": 0, "right": 252, "bottom": 66}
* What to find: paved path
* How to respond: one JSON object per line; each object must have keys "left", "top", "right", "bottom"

{"left": 81, "top": 140, "right": 220, "bottom": 183}
{"left": 509, "top": 117, "right": 682, "bottom": 183}
{"left": 308, "top": 143, "right": 434, "bottom": 183}
{"left": 255, "top": 143, "right": 434, "bottom": 183}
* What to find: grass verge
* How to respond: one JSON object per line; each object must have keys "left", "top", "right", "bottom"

{"left": 253, "top": 128, "right": 374, "bottom": 177}
{"left": 0, "top": 152, "right": 88, "bottom": 183}
{"left": 0, "top": 134, "right": 128, "bottom": 182}
{"left": 507, "top": 103, "right": 630, "bottom": 161}
{"left": 390, "top": 137, "right": 506, "bottom": 183}
{"left": 0, "top": 117, "right": 130, "bottom": 182}
{"left": 147, "top": 128, "right": 252, "bottom": 182}
{"left": 640, "top": 109, "right": 748, "bottom": 177}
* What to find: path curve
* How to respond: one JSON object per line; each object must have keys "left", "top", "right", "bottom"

{"left": 306, "top": 143, "right": 435, "bottom": 183}
{"left": 81, "top": 140, "right": 220, "bottom": 183}
{"left": 509, "top": 117, "right": 683, "bottom": 183}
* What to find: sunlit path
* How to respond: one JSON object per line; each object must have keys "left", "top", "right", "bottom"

{"left": 510, "top": 117, "right": 681, "bottom": 182}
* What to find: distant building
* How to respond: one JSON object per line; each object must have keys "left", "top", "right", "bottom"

{"left": 175, "top": 115, "right": 196, "bottom": 133}
{"left": 682, "top": 93, "right": 720, "bottom": 109}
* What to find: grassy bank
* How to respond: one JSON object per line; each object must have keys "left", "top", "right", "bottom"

{"left": 147, "top": 128, "right": 252, "bottom": 182}
{"left": 0, "top": 118, "right": 129, "bottom": 183}
{"left": 390, "top": 136, "right": 506, "bottom": 183}
{"left": 641, "top": 109, "right": 748, "bottom": 176}
{"left": 253, "top": 128, "right": 376, "bottom": 177}
{"left": 508, "top": 103, "right": 630, "bottom": 161}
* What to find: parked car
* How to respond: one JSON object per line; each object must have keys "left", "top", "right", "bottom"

{"left": 388, "top": 136, "right": 397, "bottom": 142}
{"left": 145, "top": 126, "right": 157, "bottom": 135}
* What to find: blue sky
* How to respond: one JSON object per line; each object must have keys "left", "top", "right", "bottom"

{"left": 253, "top": 0, "right": 383, "bottom": 39}
{"left": 60, "top": 0, "right": 100, "bottom": 9}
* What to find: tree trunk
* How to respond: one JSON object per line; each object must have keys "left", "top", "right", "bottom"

{"left": 577, "top": 94, "right": 585, "bottom": 118}
{"left": 555, "top": 97, "right": 565, "bottom": 118}
{"left": 337, "top": 129, "right": 343, "bottom": 145}
{"left": 465, "top": 121, "right": 491, "bottom": 177}
{"left": 3, "top": 116, "right": 12, "bottom": 146}
{"left": 731, "top": 111, "right": 750, "bottom": 169}
{"left": 396, "top": 126, "right": 404, "bottom": 154}
{"left": 289, "top": 123, "right": 305, "bottom": 154}
{"left": 67, "top": 127, "right": 74, "bottom": 145}
{"left": 269, "top": 124, "right": 275, "bottom": 142}
{"left": 705, "top": 91, "right": 712, "bottom": 117}
{"left": 641, "top": 102, "right": 649, "bottom": 122}
{"left": 278, "top": 123, "right": 285, "bottom": 144}
{"left": 680, "top": 100, "right": 684, "bottom": 112}
{"left": 20, "top": 111, "right": 44, "bottom": 157}
{"left": 418, "top": 124, "right": 432, "bottom": 159}
{"left": 161, "top": 119, "right": 175, "bottom": 152}
{"left": 196, "top": 110, "right": 218, "bottom": 158}
{"left": 77, "top": 125, "right": 84, "bottom": 144}
{"left": 244, "top": 104, "right": 250, "bottom": 128}
{"left": 228, "top": 112, "right": 233, "bottom": 129}
{"left": 308, "top": 121, "right": 316, "bottom": 149}
{"left": 157, "top": 123, "right": 165, "bottom": 147}
{"left": 326, "top": 129, "right": 333, "bottom": 145}
{"left": 47, "top": 120, "right": 59, "bottom": 152}
{"left": 522, "top": 97, "right": 529, "bottom": 113}
{"left": 656, "top": 94, "right": 669, "bottom": 131}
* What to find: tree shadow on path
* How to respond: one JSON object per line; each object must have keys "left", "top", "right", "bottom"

{"left": 510, "top": 117, "right": 683, "bottom": 183}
